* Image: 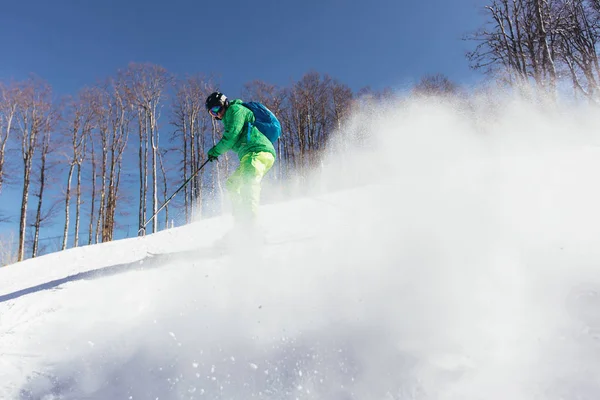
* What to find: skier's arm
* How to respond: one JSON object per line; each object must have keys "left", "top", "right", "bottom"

{"left": 208, "top": 106, "right": 246, "bottom": 157}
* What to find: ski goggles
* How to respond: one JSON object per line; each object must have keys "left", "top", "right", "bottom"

{"left": 208, "top": 106, "right": 222, "bottom": 118}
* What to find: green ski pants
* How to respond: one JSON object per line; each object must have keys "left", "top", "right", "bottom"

{"left": 226, "top": 151, "right": 275, "bottom": 225}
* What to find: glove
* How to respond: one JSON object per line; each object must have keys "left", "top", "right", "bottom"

{"left": 207, "top": 147, "right": 219, "bottom": 162}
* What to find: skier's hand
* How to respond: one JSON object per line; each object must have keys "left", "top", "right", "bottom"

{"left": 207, "top": 147, "right": 218, "bottom": 162}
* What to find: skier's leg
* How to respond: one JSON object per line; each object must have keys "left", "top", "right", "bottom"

{"left": 217, "top": 152, "right": 274, "bottom": 248}
{"left": 225, "top": 159, "right": 247, "bottom": 221}
{"left": 213, "top": 162, "right": 248, "bottom": 248}
{"left": 239, "top": 152, "right": 275, "bottom": 226}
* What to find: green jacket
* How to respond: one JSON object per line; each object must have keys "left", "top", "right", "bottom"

{"left": 208, "top": 99, "right": 276, "bottom": 160}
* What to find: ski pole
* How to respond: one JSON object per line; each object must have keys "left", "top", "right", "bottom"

{"left": 138, "top": 158, "right": 212, "bottom": 235}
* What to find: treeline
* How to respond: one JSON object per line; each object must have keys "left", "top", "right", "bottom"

{"left": 467, "top": 0, "right": 600, "bottom": 100}
{"left": 1, "top": 65, "right": 399, "bottom": 263}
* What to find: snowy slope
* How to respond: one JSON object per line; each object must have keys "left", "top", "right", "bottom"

{"left": 2, "top": 96, "right": 600, "bottom": 399}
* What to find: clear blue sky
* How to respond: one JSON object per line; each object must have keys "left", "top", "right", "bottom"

{"left": 0, "top": 0, "right": 486, "bottom": 249}
{"left": 0, "top": 0, "right": 485, "bottom": 95}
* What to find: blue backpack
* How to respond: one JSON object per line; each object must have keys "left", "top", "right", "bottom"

{"left": 242, "top": 102, "right": 282, "bottom": 143}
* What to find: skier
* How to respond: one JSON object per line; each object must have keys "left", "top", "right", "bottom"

{"left": 205, "top": 91, "right": 277, "bottom": 242}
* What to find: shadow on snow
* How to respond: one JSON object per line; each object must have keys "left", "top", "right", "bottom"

{"left": 0, "top": 247, "right": 223, "bottom": 303}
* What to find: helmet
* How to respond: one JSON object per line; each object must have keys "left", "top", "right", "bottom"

{"left": 205, "top": 92, "right": 228, "bottom": 110}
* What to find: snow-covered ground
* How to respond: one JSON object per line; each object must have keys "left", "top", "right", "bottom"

{"left": 2, "top": 94, "right": 600, "bottom": 399}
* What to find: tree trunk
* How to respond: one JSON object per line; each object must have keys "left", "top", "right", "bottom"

{"left": 17, "top": 102, "right": 40, "bottom": 262}
{"left": 0, "top": 98, "right": 15, "bottom": 193}
{"left": 87, "top": 139, "right": 96, "bottom": 245}
{"left": 96, "top": 125, "right": 107, "bottom": 243}
{"left": 62, "top": 163, "right": 75, "bottom": 250}
{"left": 150, "top": 109, "right": 158, "bottom": 233}
{"left": 32, "top": 135, "right": 48, "bottom": 258}
{"left": 138, "top": 108, "right": 147, "bottom": 234}
{"left": 534, "top": 0, "right": 557, "bottom": 90}
{"left": 159, "top": 150, "right": 168, "bottom": 228}
{"left": 18, "top": 160, "right": 31, "bottom": 261}
{"left": 74, "top": 162, "right": 81, "bottom": 247}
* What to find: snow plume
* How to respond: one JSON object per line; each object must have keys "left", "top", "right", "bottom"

{"left": 5, "top": 89, "right": 600, "bottom": 399}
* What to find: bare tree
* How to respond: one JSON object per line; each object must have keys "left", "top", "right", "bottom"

{"left": 534, "top": 0, "right": 558, "bottom": 91}
{"left": 0, "top": 82, "right": 17, "bottom": 193}
{"left": 171, "top": 81, "right": 194, "bottom": 221}
{"left": 413, "top": 73, "right": 459, "bottom": 97}
{"left": 329, "top": 79, "right": 353, "bottom": 131}
{"left": 553, "top": 0, "right": 600, "bottom": 100}
{"left": 14, "top": 78, "right": 53, "bottom": 261}
{"left": 103, "top": 81, "right": 131, "bottom": 241}
{"left": 467, "top": 0, "right": 531, "bottom": 86}
{"left": 134, "top": 99, "right": 148, "bottom": 236}
{"left": 31, "top": 116, "right": 59, "bottom": 258}
{"left": 87, "top": 121, "right": 98, "bottom": 245}
{"left": 93, "top": 79, "right": 132, "bottom": 243}
{"left": 62, "top": 87, "right": 96, "bottom": 250}
{"left": 171, "top": 76, "right": 216, "bottom": 221}
{"left": 158, "top": 148, "right": 169, "bottom": 228}
{"left": 326, "top": 79, "right": 355, "bottom": 170}
{"left": 281, "top": 71, "right": 336, "bottom": 176}
{"left": 242, "top": 80, "right": 285, "bottom": 113}
{"left": 122, "top": 63, "right": 172, "bottom": 234}
{"left": 464, "top": 0, "right": 600, "bottom": 99}
{"left": 94, "top": 86, "right": 110, "bottom": 244}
